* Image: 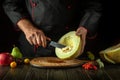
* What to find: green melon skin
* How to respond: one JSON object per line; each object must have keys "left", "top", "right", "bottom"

{"left": 55, "top": 31, "right": 82, "bottom": 59}
{"left": 99, "top": 43, "right": 120, "bottom": 64}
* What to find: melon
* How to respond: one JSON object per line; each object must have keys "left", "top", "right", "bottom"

{"left": 55, "top": 31, "right": 82, "bottom": 59}
{"left": 99, "top": 43, "right": 120, "bottom": 64}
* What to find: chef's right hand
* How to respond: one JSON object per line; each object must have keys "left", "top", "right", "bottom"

{"left": 24, "top": 28, "right": 51, "bottom": 48}
{"left": 17, "top": 19, "right": 51, "bottom": 48}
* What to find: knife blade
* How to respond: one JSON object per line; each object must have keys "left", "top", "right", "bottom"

{"left": 49, "top": 41, "right": 66, "bottom": 49}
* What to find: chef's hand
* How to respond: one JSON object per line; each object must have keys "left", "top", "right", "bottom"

{"left": 24, "top": 28, "right": 51, "bottom": 48}
{"left": 17, "top": 19, "right": 51, "bottom": 48}
{"left": 76, "top": 26, "right": 87, "bottom": 55}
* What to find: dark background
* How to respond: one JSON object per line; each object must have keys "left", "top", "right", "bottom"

{"left": 0, "top": 0, "right": 119, "bottom": 54}
{"left": 98, "top": 0, "right": 120, "bottom": 49}
{"left": 0, "top": 0, "right": 19, "bottom": 52}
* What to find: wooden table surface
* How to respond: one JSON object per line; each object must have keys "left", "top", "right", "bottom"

{"left": 0, "top": 61, "right": 120, "bottom": 80}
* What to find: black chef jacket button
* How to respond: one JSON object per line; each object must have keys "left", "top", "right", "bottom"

{"left": 65, "top": 26, "right": 69, "bottom": 30}
{"left": 32, "top": 3, "right": 37, "bottom": 7}
{"left": 67, "top": 5, "right": 71, "bottom": 9}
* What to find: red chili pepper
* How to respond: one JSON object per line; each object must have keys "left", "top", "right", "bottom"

{"left": 82, "top": 62, "right": 97, "bottom": 70}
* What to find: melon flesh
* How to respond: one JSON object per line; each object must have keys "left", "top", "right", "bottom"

{"left": 55, "top": 31, "right": 81, "bottom": 59}
{"left": 99, "top": 43, "right": 120, "bottom": 64}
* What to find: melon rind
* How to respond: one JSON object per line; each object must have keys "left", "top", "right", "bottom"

{"left": 99, "top": 43, "right": 120, "bottom": 64}
{"left": 55, "top": 31, "right": 81, "bottom": 59}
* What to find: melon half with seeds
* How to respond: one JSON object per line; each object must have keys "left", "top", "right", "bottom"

{"left": 99, "top": 43, "right": 120, "bottom": 64}
{"left": 55, "top": 31, "right": 82, "bottom": 59}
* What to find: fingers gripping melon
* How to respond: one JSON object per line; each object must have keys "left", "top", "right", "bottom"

{"left": 99, "top": 43, "right": 120, "bottom": 64}
{"left": 55, "top": 31, "right": 81, "bottom": 59}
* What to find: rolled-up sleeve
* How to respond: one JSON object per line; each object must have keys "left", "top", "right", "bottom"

{"left": 79, "top": 0, "right": 102, "bottom": 37}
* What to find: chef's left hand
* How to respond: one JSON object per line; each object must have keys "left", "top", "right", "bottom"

{"left": 76, "top": 26, "right": 88, "bottom": 56}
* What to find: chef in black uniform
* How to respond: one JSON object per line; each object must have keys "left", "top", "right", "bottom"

{"left": 3, "top": 0, "right": 102, "bottom": 57}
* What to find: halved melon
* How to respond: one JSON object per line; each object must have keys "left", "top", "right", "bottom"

{"left": 99, "top": 43, "right": 120, "bottom": 64}
{"left": 55, "top": 31, "right": 82, "bottom": 59}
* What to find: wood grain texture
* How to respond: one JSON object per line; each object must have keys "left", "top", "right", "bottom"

{"left": 0, "top": 59, "right": 120, "bottom": 80}
{"left": 30, "top": 57, "right": 88, "bottom": 68}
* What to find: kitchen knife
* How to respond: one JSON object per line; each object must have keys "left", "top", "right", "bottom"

{"left": 48, "top": 41, "right": 66, "bottom": 49}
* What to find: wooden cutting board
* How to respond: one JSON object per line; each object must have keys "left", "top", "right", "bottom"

{"left": 30, "top": 57, "right": 89, "bottom": 68}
